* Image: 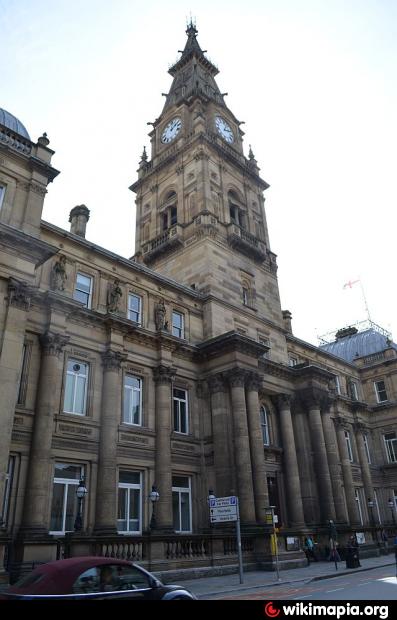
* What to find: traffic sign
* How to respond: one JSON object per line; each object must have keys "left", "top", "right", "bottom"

{"left": 209, "top": 496, "right": 238, "bottom": 522}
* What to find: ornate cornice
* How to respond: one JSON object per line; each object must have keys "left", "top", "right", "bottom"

{"left": 152, "top": 364, "right": 176, "bottom": 385}
{"left": 0, "top": 222, "right": 58, "bottom": 267}
{"left": 40, "top": 331, "right": 70, "bottom": 357}
{"left": 259, "top": 359, "right": 293, "bottom": 380}
{"left": 8, "top": 278, "right": 32, "bottom": 311}
{"left": 197, "top": 330, "right": 266, "bottom": 361}
{"left": 101, "top": 349, "right": 127, "bottom": 371}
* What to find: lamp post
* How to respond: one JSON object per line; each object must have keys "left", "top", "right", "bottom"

{"left": 149, "top": 485, "right": 160, "bottom": 529}
{"left": 268, "top": 505, "right": 280, "bottom": 582}
{"left": 74, "top": 479, "right": 87, "bottom": 532}
{"left": 368, "top": 498, "right": 375, "bottom": 542}
{"left": 388, "top": 499, "right": 396, "bottom": 526}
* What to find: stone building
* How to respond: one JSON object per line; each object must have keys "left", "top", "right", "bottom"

{"left": 1, "top": 24, "right": 396, "bottom": 581}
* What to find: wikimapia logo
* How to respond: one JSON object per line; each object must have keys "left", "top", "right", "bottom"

{"left": 263, "top": 602, "right": 389, "bottom": 620}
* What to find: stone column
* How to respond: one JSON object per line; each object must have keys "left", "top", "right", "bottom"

{"left": 354, "top": 422, "right": 374, "bottom": 507}
{"left": 245, "top": 374, "right": 269, "bottom": 522}
{"left": 276, "top": 394, "right": 305, "bottom": 526}
{"left": 152, "top": 365, "right": 175, "bottom": 530}
{"left": 304, "top": 391, "right": 336, "bottom": 522}
{"left": 321, "top": 404, "right": 349, "bottom": 523}
{"left": 227, "top": 370, "right": 256, "bottom": 524}
{"left": 0, "top": 280, "right": 31, "bottom": 520}
{"left": 335, "top": 418, "right": 361, "bottom": 525}
{"left": 293, "top": 409, "right": 318, "bottom": 523}
{"left": 208, "top": 374, "right": 232, "bottom": 497}
{"left": 94, "top": 349, "right": 126, "bottom": 534}
{"left": 21, "top": 331, "right": 69, "bottom": 533}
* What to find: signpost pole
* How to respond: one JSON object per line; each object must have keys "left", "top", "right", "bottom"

{"left": 236, "top": 497, "right": 244, "bottom": 584}
{"left": 271, "top": 506, "right": 281, "bottom": 582}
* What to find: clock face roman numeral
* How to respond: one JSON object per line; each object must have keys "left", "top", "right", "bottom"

{"left": 215, "top": 116, "right": 234, "bottom": 143}
{"left": 161, "top": 117, "right": 182, "bottom": 143}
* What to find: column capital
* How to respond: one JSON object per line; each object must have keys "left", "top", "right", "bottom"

{"left": 40, "top": 331, "right": 70, "bottom": 357}
{"left": 298, "top": 387, "right": 328, "bottom": 410}
{"left": 207, "top": 374, "right": 227, "bottom": 394}
{"left": 246, "top": 372, "right": 262, "bottom": 392}
{"left": 101, "top": 349, "right": 127, "bottom": 371}
{"left": 8, "top": 278, "right": 32, "bottom": 311}
{"left": 226, "top": 368, "right": 247, "bottom": 388}
{"left": 276, "top": 393, "right": 293, "bottom": 409}
{"left": 153, "top": 364, "right": 176, "bottom": 385}
{"left": 353, "top": 421, "right": 367, "bottom": 433}
{"left": 334, "top": 415, "right": 349, "bottom": 430}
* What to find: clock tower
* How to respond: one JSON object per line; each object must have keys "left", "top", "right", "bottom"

{"left": 131, "top": 22, "right": 286, "bottom": 350}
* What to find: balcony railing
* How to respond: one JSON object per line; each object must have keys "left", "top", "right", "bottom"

{"left": 0, "top": 123, "right": 32, "bottom": 155}
{"left": 142, "top": 224, "right": 183, "bottom": 263}
{"left": 227, "top": 223, "right": 267, "bottom": 262}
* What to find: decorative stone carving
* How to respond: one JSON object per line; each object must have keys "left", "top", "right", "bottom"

{"left": 101, "top": 349, "right": 127, "bottom": 371}
{"left": 154, "top": 298, "right": 167, "bottom": 330}
{"left": 107, "top": 279, "right": 122, "bottom": 313}
{"left": 8, "top": 279, "right": 31, "bottom": 311}
{"left": 246, "top": 372, "right": 262, "bottom": 392}
{"left": 227, "top": 369, "right": 247, "bottom": 388}
{"left": 153, "top": 364, "right": 176, "bottom": 384}
{"left": 50, "top": 255, "right": 67, "bottom": 291}
{"left": 40, "top": 331, "right": 70, "bottom": 357}
{"left": 276, "top": 393, "right": 292, "bottom": 409}
{"left": 207, "top": 374, "right": 227, "bottom": 394}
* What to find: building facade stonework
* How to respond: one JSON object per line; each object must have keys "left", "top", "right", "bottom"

{"left": 1, "top": 24, "right": 397, "bottom": 581}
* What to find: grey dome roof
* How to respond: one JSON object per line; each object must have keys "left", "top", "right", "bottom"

{"left": 320, "top": 327, "right": 397, "bottom": 363}
{"left": 0, "top": 108, "right": 30, "bottom": 140}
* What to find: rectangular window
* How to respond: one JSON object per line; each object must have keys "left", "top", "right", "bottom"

{"left": 373, "top": 489, "right": 382, "bottom": 524}
{"left": 173, "top": 388, "right": 188, "bottom": 434}
{"left": 64, "top": 359, "right": 89, "bottom": 415}
{"left": 128, "top": 293, "right": 142, "bottom": 325}
{"left": 334, "top": 375, "right": 341, "bottom": 395}
{"left": 1, "top": 456, "right": 15, "bottom": 527}
{"left": 354, "top": 488, "right": 364, "bottom": 525}
{"left": 172, "top": 311, "right": 184, "bottom": 339}
{"left": 344, "top": 430, "right": 353, "bottom": 462}
{"left": 17, "top": 343, "right": 31, "bottom": 405}
{"left": 172, "top": 476, "right": 192, "bottom": 533}
{"left": 242, "top": 288, "right": 249, "bottom": 306}
{"left": 350, "top": 381, "right": 358, "bottom": 401}
{"left": 170, "top": 206, "right": 177, "bottom": 226}
{"left": 363, "top": 434, "right": 371, "bottom": 464}
{"left": 74, "top": 273, "right": 93, "bottom": 308}
{"left": 260, "top": 406, "right": 270, "bottom": 446}
{"left": 50, "top": 464, "right": 83, "bottom": 534}
{"left": 375, "top": 380, "right": 388, "bottom": 403}
{"left": 0, "top": 184, "right": 5, "bottom": 211}
{"left": 117, "top": 471, "right": 141, "bottom": 534}
{"left": 123, "top": 375, "right": 142, "bottom": 426}
{"left": 288, "top": 357, "right": 298, "bottom": 367}
{"left": 384, "top": 433, "right": 397, "bottom": 463}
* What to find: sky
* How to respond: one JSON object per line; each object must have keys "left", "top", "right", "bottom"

{"left": 2, "top": 0, "right": 396, "bottom": 345}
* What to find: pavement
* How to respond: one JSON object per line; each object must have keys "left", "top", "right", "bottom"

{"left": 173, "top": 555, "right": 397, "bottom": 599}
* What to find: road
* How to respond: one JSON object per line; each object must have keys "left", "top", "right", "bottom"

{"left": 204, "top": 566, "right": 397, "bottom": 600}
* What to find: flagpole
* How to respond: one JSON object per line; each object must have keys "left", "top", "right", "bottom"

{"left": 359, "top": 279, "right": 372, "bottom": 323}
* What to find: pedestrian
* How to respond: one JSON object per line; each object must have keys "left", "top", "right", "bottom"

{"left": 304, "top": 536, "right": 318, "bottom": 563}
{"left": 346, "top": 534, "right": 360, "bottom": 568}
{"left": 381, "top": 529, "right": 388, "bottom": 554}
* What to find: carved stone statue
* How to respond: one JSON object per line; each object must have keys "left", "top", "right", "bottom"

{"left": 154, "top": 298, "right": 167, "bottom": 330}
{"left": 107, "top": 279, "right": 122, "bottom": 313}
{"left": 51, "top": 255, "right": 67, "bottom": 291}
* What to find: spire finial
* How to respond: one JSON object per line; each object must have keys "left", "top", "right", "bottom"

{"left": 139, "top": 146, "right": 148, "bottom": 166}
{"left": 248, "top": 144, "right": 255, "bottom": 160}
{"left": 186, "top": 15, "right": 197, "bottom": 37}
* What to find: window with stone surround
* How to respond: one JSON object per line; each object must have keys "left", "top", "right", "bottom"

{"left": 363, "top": 434, "right": 371, "bottom": 464}
{"left": 172, "top": 476, "right": 192, "bottom": 533}
{"left": 1, "top": 456, "right": 15, "bottom": 527}
{"left": 173, "top": 387, "right": 188, "bottom": 434}
{"left": 117, "top": 471, "right": 142, "bottom": 534}
{"left": 74, "top": 272, "right": 93, "bottom": 309}
{"left": 0, "top": 184, "right": 5, "bottom": 211}
{"left": 17, "top": 342, "right": 32, "bottom": 406}
{"left": 344, "top": 429, "right": 354, "bottom": 462}
{"left": 384, "top": 432, "right": 397, "bottom": 463}
{"left": 375, "top": 380, "right": 388, "bottom": 403}
{"left": 123, "top": 375, "right": 142, "bottom": 426}
{"left": 172, "top": 311, "right": 184, "bottom": 339}
{"left": 64, "top": 359, "right": 89, "bottom": 415}
{"left": 260, "top": 406, "right": 270, "bottom": 446}
{"left": 50, "top": 463, "right": 84, "bottom": 534}
{"left": 128, "top": 293, "right": 142, "bottom": 325}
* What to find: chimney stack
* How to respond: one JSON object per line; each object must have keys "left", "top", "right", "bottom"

{"left": 69, "top": 205, "right": 90, "bottom": 238}
{"left": 282, "top": 310, "right": 293, "bottom": 334}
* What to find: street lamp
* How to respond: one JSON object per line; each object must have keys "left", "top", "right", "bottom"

{"left": 207, "top": 489, "right": 216, "bottom": 505}
{"left": 328, "top": 519, "right": 338, "bottom": 571}
{"left": 149, "top": 485, "right": 160, "bottom": 529}
{"left": 368, "top": 498, "right": 375, "bottom": 541}
{"left": 388, "top": 499, "right": 396, "bottom": 525}
{"left": 74, "top": 479, "right": 87, "bottom": 532}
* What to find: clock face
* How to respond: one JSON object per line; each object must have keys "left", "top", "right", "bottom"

{"left": 161, "top": 117, "right": 182, "bottom": 143}
{"left": 215, "top": 116, "right": 234, "bottom": 143}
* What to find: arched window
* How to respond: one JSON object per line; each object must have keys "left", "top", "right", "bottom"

{"left": 161, "top": 191, "right": 178, "bottom": 231}
{"left": 260, "top": 406, "right": 270, "bottom": 446}
{"left": 228, "top": 190, "right": 247, "bottom": 229}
